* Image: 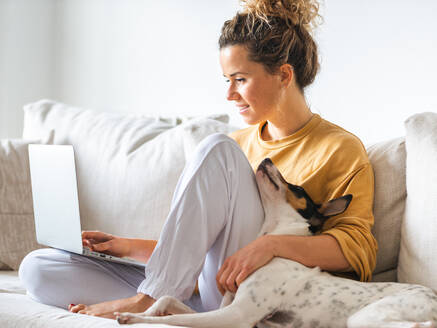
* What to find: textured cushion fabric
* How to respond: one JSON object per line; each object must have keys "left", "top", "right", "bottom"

{"left": 371, "top": 268, "right": 397, "bottom": 283}
{"left": 0, "top": 271, "right": 172, "bottom": 327}
{"left": 0, "top": 271, "right": 25, "bottom": 294}
{"left": 0, "top": 295, "right": 174, "bottom": 328}
{"left": 0, "top": 270, "right": 170, "bottom": 327}
{"left": 398, "top": 112, "right": 437, "bottom": 289}
{"left": 22, "top": 99, "right": 236, "bottom": 241}
{"left": 366, "top": 137, "right": 406, "bottom": 278}
{"left": 0, "top": 263, "right": 11, "bottom": 270}
{"left": 0, "top": 134, "right": 54, "bottom": 270}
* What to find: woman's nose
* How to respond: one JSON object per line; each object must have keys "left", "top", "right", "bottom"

{"left": 226, "top": 85, "right": 240, "bottom": 101}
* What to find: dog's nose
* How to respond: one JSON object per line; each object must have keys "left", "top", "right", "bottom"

{"left": 261, "top": 158, "right": 273, "bottom": 166}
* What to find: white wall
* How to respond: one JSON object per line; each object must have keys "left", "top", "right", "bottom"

{"left": 309, "top": 0, "right": 437, "bottom": 144}
{"left": 0, "top": 0, "right": 55, "bottom": 138}
{"left": 1, "top": 0, "right": 437, "bottom": 145}
{"left": 50, "top": 0, "right": 238, "bottom": 118}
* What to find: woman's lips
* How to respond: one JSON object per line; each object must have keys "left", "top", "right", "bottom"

{"left": 237, "top": 105, "right": 250, "bottom": 114}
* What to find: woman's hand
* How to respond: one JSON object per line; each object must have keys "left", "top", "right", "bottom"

{"left": 82, "top": 230, "right": 131, "bottom": 258}
{"left": 216, "top": 235, "right": 274, "bottom": 295}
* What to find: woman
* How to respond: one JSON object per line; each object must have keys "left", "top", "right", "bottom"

{"left": 19, "top": 0, "right": 377, "bottom": 319}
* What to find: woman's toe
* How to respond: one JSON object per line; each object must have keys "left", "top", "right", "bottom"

{"left": 70, "top": 304, "right": 86, "bottom": 313}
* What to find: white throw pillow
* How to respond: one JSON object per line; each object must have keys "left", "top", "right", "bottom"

{"left": 0, "top": 133, "right": 54, "bottom": 270}
{"left": 366, "top": 137, "right": 406, "bottom": 278}
{"left": 22, "top": 100, "right": 236, "bottom": 241}
{"left": 398, "top": 112, "right": 437, "bottom": 289}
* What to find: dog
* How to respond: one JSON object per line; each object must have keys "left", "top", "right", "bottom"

{"left": 116, "top": 158, "right": 437, "bottom": 328}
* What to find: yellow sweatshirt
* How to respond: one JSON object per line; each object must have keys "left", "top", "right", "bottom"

{"left": 228, "top": 114, "right": 377, "bottom": 282}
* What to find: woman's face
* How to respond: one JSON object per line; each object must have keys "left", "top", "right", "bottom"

{"left": 220, "top": 45, "right": 283, "bottom": 125}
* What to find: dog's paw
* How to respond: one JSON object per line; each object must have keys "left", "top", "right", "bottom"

{"left": 115, "top": 312, "right": 129, "bottom": 325}
{"left": 115, "top": 312, "right": 145, "bottom": 325}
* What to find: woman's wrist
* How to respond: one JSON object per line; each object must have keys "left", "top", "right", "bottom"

{"left": 260, "top": 234, "right": 277, "bottom": 259}
{"left": 126, "top": 239, "right": 157, "bottom": 263}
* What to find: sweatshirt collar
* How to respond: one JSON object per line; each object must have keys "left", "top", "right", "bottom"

{"left": 256, "top": 114, "right": 322, "bottom": 149}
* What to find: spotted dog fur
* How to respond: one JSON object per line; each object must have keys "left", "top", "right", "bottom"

{"left": 116, "top": 158, "right": 437, "bottom": 328}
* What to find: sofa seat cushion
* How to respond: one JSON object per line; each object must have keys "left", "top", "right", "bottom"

{"left": 0, "top": 271, "right": 25, "bottom": 294}
{"left": 0, "top": 271, "right": 184, "bottom": 327}
{"left": 0, "top": 293, "right": 179, "bottom": 328}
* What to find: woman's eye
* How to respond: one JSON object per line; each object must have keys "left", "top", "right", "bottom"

{"left": 224, "top": 78, "right": 245, "bottom": 83}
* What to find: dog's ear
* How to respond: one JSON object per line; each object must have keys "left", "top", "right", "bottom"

{"left": 319, "top": 194, "right": 353, "bottom": 217}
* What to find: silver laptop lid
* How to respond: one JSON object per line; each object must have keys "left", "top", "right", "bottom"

{"left": 28, "top": 144, "right": 83, "bottom": 254}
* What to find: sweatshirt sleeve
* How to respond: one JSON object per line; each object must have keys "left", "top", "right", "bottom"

{"left": 321, "top": 163, "right": 378, "bottom": 282}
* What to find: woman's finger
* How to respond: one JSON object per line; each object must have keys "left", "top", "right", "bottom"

{"left": 235, "top": 268, "right": 251, "bottom": 287}
{"left": 218, "top": 266, "right": 235, "bottom": 294}
{"left": 82, "top": 239, "right": 94, "bottom": 248}
{"left": 216, "top": 259, "right": 228, "bottom": 281}
{"left": 81, "top": 231, "right": 113, "bottom": 242}
{"left": 91, "top": 240, "right": 112, "bottom": 253}
{"left": 225, "top": 269, "right": 240, "bottom": 293}
{"left": 219, "top": 266, "right": 235, "bottom": 294}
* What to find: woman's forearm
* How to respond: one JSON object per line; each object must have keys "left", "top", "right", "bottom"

{"left": 266, "top": 234, "right": 352, "bottom": 272}
{"left": 125, "top": 239, "right": 158, "bottom": 263}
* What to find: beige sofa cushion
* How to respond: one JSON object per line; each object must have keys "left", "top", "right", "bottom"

{"left": 22, "top": 100, "right": 235, "bottom": 242}
{"left": 398, "top": 112, "right": 437, "bottom": 289}
{"left": 0, "top": 263, "right": 11, "bottom": 270}
{"left": 0, "top": 270, "right": 170, "bottom": 328}
{"left": 0, "top": 295, "right": 173, "bottom": 328}
{"left": 0, "top": 134, "right": 53, "bottom": 270}
{"left": 366, "top": 137, "right": 406, "bottom": 278}
{"left": 0, "top": 271, "right": 25, "bottom": 294}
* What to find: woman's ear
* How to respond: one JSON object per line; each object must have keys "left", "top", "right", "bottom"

{"left": 279, "top": 63, "right": 294, "bottom": 88}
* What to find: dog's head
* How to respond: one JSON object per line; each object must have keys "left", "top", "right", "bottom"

{"left": 255, "top": 158, "right": 352, "bottom": 234}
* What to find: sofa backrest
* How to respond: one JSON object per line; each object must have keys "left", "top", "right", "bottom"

{"left": 22, "top": 99, "right": 237, "bottom": 242}
{"left": 366, "top": 137, "right": 406, "bottom": 280}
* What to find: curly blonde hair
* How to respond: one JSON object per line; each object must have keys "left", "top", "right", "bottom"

{"left": 219, "top": 0, "right": 322, "bottom": 91}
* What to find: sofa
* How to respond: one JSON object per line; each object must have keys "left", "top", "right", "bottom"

{"left": 1, "top": 99, "right": 436, "bottom": 327}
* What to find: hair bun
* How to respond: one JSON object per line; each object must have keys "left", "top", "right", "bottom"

{"left": 240, "top": 0, "right": 322, "bottom": 32}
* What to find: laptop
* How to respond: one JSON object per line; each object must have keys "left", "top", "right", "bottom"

{"left": 28, "top": 144, "right": 146, "bottom": 268}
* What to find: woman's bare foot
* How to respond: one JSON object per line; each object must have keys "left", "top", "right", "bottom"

{"left": 69, "top": 293, "right": 155, "bottom": 319}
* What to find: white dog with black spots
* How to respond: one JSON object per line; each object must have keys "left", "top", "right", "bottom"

{"left": 116, "top": 158, "right": 437, "bottom": 328}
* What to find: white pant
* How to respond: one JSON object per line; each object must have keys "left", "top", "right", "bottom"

{"left": 19, "top": 133, "right": 265, "bottom": 312}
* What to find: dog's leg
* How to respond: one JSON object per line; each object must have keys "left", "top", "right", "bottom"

{"left": 348, "top": 320, "right": 434, "bottom": 328}
{"left": 116, "top": 296, "right": 196, "bottom": 325}
{"left": 347, "top": 287, "right": 436, "bottom": 328}
{"left": 144, "top": 295, "right": 196, "bottom": 316}
{"left": 219, "top": 291, "right": 235, "bottom": 308}
{"left": 116, "top": 297, "right": 271, "bottom": 328}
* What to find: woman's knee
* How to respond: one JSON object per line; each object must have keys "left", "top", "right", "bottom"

{"left": 196, "top": 133, "right": 236, "bottom": 152}
{"left": 19, "top": 248, "right": 69, "bottom": 299}
{"left": 194, "top": 133, "right": 247, "bottom": 165}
